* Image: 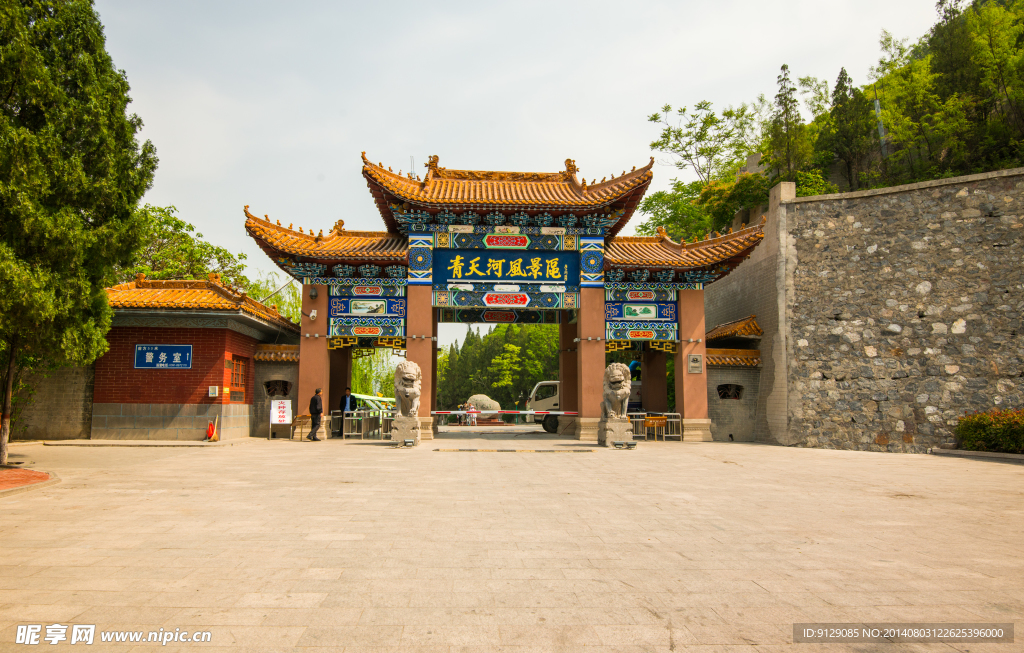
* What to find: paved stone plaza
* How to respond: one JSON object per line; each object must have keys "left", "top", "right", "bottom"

{"left": 1, "top": 434, "right": 1021, "bottom": 652}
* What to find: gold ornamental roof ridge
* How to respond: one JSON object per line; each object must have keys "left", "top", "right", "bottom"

{"left": 243, "top": 205, "right": 400, "bottom": 240}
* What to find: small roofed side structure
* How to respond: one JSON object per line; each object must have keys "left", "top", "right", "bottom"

{"left": 91, "top": 273, "right": 300, "bottom": 441}
{"left": 705, "top": 315, "right": 763, "bottom": 368}
{"left": 704, "top": 315, "right": 763, "bottom": 443}
{"left": 706, "top": 315, "right": 764, "bottom": 342}
{"left": 107, "top": 272, "right": 300, "bottom": 336}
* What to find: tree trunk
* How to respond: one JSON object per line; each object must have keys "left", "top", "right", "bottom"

{"left": 1, "top": 342, "right": 17, "bottom": 466}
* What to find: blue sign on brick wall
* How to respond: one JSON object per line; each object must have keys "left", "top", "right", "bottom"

{"left": 134, "top": 344, "right": 192, "bottom": 369}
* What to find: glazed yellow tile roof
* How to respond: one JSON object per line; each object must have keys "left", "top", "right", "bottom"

{"left": 244, "top": 206, "right": 407, "bottom": 261}
{"left": 706, "top": 315, "right": 764, "bottom": 341}
{"left": 362, "top": 153, "right": 654, "bottom": 236}
{"left": 605, "top": 219, "right": 766, "bottom": 269}
{"left": 106, "top": 273, "right": 299, "bottom": 333}
{"left": 705, "top": 349, "right": 762, "bottom": 367}
{"left": 254, "top": 344, "right": 300, "bottom": 362}
{"left": 363, "top": 153, "right": 653, "bottom": 207}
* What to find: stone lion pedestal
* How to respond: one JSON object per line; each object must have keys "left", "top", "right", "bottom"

{"left": 598, "top": 418, "right": 633, "bottom": 447}
{"left": 392, "top": 416, "right": 423, "bottom": 445}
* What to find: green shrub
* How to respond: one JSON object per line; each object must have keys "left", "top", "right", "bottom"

{"left": 955, "top": 409, "right": 1024, "bottom": 454}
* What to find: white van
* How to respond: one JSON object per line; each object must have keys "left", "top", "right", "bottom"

{"left": 525, "top": 381, "right": 560, "bottom": 432}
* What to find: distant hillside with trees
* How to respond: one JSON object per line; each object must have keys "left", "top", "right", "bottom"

{"left": 638, "top": 0, "right": 1024, "bottom": 241}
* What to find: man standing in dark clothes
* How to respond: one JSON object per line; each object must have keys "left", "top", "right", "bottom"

{"left": 340, "top": 387, "right": 358, "bottom": 413}
{"left": 308, "top": 388, "right": 323, "bottom": 441}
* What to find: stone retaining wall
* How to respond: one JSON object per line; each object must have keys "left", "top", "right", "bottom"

{"left": 789, "top": 169, "right": 1024, "bottom": 452}
{"left": 707, "top": 168, "right": 1024, "bottom": 451}
{"left": 12, "top": 366, "right": 94, "bottom": 441}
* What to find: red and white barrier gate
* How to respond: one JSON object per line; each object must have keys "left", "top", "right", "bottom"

{"left": 431, "top": 410, "right": 578, "bottom": 416}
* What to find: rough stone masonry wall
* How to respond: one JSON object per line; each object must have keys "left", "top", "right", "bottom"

{"left": 12, "top": 366, "right": 94, "bottom": 440}
{"left": 787, "top": 168, "right": 1024, "bottom": 452}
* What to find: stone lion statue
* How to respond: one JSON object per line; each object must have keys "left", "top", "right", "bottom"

{"left": 394, "top": 360, "right": 422, "bottom": 417}
{"left": 601, "top": 362, "right": 632, "bottom": 419}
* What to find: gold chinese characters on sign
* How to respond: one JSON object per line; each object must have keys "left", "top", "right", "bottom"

{"left": 447, "top": 255, "right": 563, "bottom": 281}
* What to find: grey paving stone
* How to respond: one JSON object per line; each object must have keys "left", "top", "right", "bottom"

{"left": 0, "top": 433, "right": 1020, "bottom": 651}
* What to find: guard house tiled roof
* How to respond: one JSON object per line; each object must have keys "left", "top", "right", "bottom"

{"left": 107, "top": 273, "right": 299, "bottom": 334}
{"left": 706, "top": 315, "right": 764, "bottom": 342}
{"left": 604, "top": 219, "right": 766, "bottom": 271}
{"left": 705, "top": 349, "right": 762, "bottom": 367}
{"left": 362, "top": 153, "right": 654, "bottom": 237}
{"left": 244, "top": 206, "right": 407, "bottom": 263}
{"left": 254, "top": 344, "right": 300, "bottom": 362}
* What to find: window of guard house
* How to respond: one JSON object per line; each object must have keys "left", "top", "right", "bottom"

{"left": 264, "top": 380, "right": 292, "bottom": 397}
{"left": 230, "top": 357, "right": 247, "bottom": 402}
{"left": 717, "top": 384, "right": 743, "bottom": 400}
{"left": 534, "top": 384, "right": 557, "bottom": 400}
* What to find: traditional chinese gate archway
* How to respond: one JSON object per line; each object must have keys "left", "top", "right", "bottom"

{"left": 245, "top": 153, "right": 765, "bottom": 440}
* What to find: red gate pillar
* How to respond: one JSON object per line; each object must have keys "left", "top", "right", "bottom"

{"left": 575, "top": 287, "right": 604, "bottom": 442}
{"left": 675, "top": 288, "right": 712, "bottom": 440}
{"left": 328, "top": 346, "right": 352, "bottom": 415}
{"left": 298, "top": 284, "right": 330, "bottom": 438}
{"left": 557, "top": 310, "right": 579, "bottom": 434}
{"left": 641, "top": 346, "right": 668, "bottom": 413}
{"left": 406, "top": 285, "right": 435, "bottom": 439}
{"left": 431, "top": 308, "right": 439, "bottom": 438}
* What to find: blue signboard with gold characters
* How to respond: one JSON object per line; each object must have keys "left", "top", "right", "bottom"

{"left": 134, "top": 344, "right": 192, "bottom": 369}
{"left": 433, "top": 249, "right": 579, "bottom": 287}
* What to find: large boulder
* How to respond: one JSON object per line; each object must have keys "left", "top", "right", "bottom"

{"left": 466, "top": 394, "right": 500, "bottom": 411}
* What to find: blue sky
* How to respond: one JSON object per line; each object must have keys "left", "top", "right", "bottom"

{"left": 94, "top": 0, "right": 939, "bottom": 346}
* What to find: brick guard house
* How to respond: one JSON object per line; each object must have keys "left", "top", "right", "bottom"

{"left": 12, "top": 273, "right": 301, "bottom": 441}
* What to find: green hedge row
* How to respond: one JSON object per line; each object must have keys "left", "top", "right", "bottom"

{"left": 955, "top": 409, "right": 1024, "bottom": 454}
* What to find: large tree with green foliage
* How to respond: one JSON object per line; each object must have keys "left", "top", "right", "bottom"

{"left": 116, "top": 205, "right": 248, "bottom": 287}
{"left": 819, "top": 68, "right": 876, "bottom": 190}
{"left": 635, "top": 179, "right": 711, "bottom": 241}
{"left": 0, "top": 0, "right": 157, "bottom": 463}
{"left": 765, "top": 64, "right": 813, "bottom": 178}
{"left": 436, "top": 324, "right": 559, "bottom": 412}
{"left": 648, "top": 101, "right": 749, "bottom": 185}
{"left": 351, "top": 349, "right": 397, "bottom": 400}
{"left": 115, "top": 204, "right": 301, "bottom": 322}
